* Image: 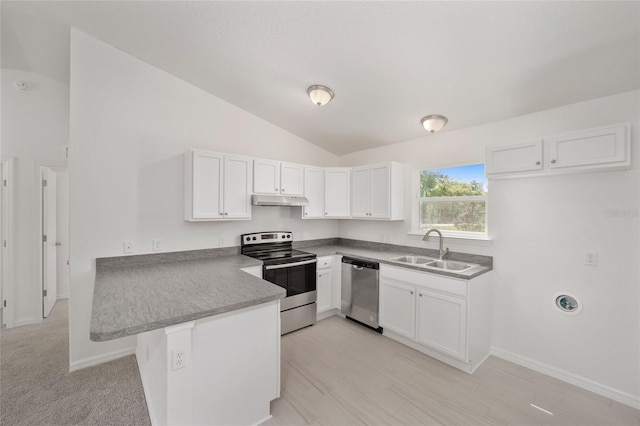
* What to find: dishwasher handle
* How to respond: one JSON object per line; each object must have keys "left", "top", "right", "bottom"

{"left": 341, "top": 256, "right": 379, "bottom": 270}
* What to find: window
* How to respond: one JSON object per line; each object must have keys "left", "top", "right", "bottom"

{"left": 416, "top": 164, "right": 488, "bottom": 238}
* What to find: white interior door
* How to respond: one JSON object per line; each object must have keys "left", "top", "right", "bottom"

{"left": 42, "top": 167, "right": 57, "bottom": 317}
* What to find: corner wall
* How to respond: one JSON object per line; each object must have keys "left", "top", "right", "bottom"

{"left": 69, "top": 30, "right": 340, "bottom": 368}
{"left": 339, "top": 91, "right": 640, "bottom": 406}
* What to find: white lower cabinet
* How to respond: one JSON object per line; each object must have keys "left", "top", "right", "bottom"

{"left": 379, "top": 279, "right": 415, "bottom": 339}
{"left": 316, "top": 256, "right": 340, "bottom": 319}
{"left": 316, "top": 268, "right": 333, "bottom": 314}
{"left": 379, "top": 264, "right": 491, "bottom": 373}
{"left": 416, "top": 289, "right": 467, "bottom": 361}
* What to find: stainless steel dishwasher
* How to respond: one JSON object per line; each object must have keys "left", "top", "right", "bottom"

{"left": 341, "top": 256, "right": 382, "bottom": 332}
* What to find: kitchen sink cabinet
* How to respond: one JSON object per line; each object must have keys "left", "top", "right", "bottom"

{"left": 253, "top": 159, "right": 303, "bottom": 196}
{"left": 351, "top": 162, "right": 404, "bottom": 220}
{"left": 379, "top": 279, "right": 415, "bottom": 339}
{"left": 184, "top": 149, "right": 252, "bottom": 221}
{"left": 379, "top": 264, "right": 491, "bottom": 373}
{"left": 486, "top": 123, "right": 629, "bottom": 179}
{"left": 416, "top": 289, "right": 467, "bottom": 361}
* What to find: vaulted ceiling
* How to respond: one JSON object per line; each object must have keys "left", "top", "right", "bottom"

{"left": 2, "top": 1, "right": 639, "bottom": 155}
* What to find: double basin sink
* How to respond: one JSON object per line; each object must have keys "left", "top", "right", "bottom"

{"left": 388, "top": 255, "right": 475, "bottom": 272}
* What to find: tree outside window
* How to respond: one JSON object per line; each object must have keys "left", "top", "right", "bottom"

{"left": 419, "top": 164, "right": 487, "bottom": 235}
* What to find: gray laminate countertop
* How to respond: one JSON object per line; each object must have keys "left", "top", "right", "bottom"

{"left": 90, "top": 253, "right": 284, "bottom": 342}
{"left": 295, "top": 241, "right": 492, "bottom": 279}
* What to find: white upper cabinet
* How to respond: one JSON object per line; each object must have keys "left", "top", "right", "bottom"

{"left": 486, "top": 124, "right": 630, "bottom": 179}
{"left": 280, "top": 162, "right": 304, "bottom": 196}
{"left": 351, "top": 166, "right": 370, "bottom": 218}
{"left": 302, "top": 166, "right": 324, "bottom": 219}
{"left": 486, "top": 140, "right": 543, "bottom": 176}
{"left": 185, "top": 149, "right": 252, "bottom": 221}
{"left": 223, "top": 155, "right": 253, "bottom": 219}
{"left": 548, "top": 124, "right": 629, "bottom": 171}
{"left": 253, "top": 159, "right": 280, "bottom": 195}
{"left": 324, "top": 168, "right": 351, "bottom": 218}
{"left": 253, "top": 159, "right": 303, "bottom": 196}
{"left": 351, "top": 162, "right": 404, "bottom": 220}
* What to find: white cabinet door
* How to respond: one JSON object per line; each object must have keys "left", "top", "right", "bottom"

{"left": 187, "top": 150, "right": 223, "bottom": 220}
{"left": 303, "top": 167, "right": 324, "bottom": 218}
{"left": 351, "top": 166, "right": 370, "bottom": 218}
{"left": 253, "top": 159, "right": 280, "bottom": 195}
{"left": 548, "top": 124, "right": 628, "bottom": 170}
{"left": 369, "top": 163, "right": 390, "bottom": 218}
{"left": 416, "top": 289, "right": 467, "bottom": 361}
{"left": 324, "top": 168, "right": 351, "bottom": 218}
{"left": 486, "top": 139, "right": 543, "bottom": 176}
{"left": 223, "top": 155, "right": 252, "bottom": 219}
{"left": 379, "top": 278, "right": 416, "bottom": 340}
{"left": 280, "top": 163, "right": 303, "bottom": 196}
{"left": 317, "top": 269, "right": 333, "bottom": 314}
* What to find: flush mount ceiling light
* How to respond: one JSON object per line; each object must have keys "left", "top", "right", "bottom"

{"left": 307, "top": 85, "right": 334, "bottom": 106}
{"left": 420, "top": 114, "right": 448, "bottom": 133}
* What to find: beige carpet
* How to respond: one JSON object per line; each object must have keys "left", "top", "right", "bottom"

{"left": 0, "top": 300, "right": 151, "bottom": 425}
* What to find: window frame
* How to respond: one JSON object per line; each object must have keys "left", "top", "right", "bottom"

{"left": 410, "top": 166, "right": 489, "bottom": 241}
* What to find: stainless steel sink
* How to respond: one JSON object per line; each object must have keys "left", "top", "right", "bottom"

{"left": 424, "top": 260, "right": 473, "bottom": 271}
{"left": 388, "top": 255, "right": 476, "bottom": 272}
{"left": 388, "top": 255, "right": 435, "bottom": 264}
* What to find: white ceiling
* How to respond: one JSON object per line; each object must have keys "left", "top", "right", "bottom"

{"left": 2, "top": 1, "right": 639, "bottom": 156}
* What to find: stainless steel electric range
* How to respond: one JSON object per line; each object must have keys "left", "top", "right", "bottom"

{"left": 241, "top": 232, "right": 317, "bottom": 334}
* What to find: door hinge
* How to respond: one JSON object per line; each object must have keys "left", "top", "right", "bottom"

{"left": 3, "top": 179, "right": 6, "bottom": 187}
{"left": 3, "top": 300, "right": 6, "bottom": 308}
{"left": 43, "top": 235, "right": 47, "bottom": 242}
{"left": 43, "top": 290, "right": 47, "bottom": 297}
{"left": 3, "top": 240, "right": 6, "bottom": 248}
{"left": 42, "top": 179, "right": 47, "bottom": 187}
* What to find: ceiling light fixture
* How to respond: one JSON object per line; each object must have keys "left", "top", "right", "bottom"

{"left": 420, "top": 114, "right": 448, "bottom": 133}
{"left": 307, "top": 85, "right": 334, "bottom": 106}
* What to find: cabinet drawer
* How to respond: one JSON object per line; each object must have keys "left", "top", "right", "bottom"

{"left": 380, "top": 265, "right": 467, "bottom": 297}
{"left": 317, "top": 256, "right": 333, "bottom": 270}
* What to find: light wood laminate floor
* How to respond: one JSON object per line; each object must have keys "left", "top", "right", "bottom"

{"left": 267, "top": 316, "right": 639, "bottom": 426}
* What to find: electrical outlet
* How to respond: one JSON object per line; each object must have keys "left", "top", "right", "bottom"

{"left": 172, "top": 347, "right": 187, "bottom": 370}
{"left": 123, "top": 241, "right": 133, "bottom": 254}
{"left": 152, "top": 239, "right": 162, "bottom": 251}
{"left": 585, "top": 252, "right": 598, "bottom": 266}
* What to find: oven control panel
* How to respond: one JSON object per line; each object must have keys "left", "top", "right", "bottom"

{"left": 241, "top": 232, "right": 292, "bottom": 245}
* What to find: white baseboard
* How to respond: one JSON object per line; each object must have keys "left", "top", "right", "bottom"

{"left": 316, "top": 308, "right": 340, "bottom": 321}
{"left": 57, "top": 293, "right": 69, "bottom": 300}
{"left": 12, "top": 317, "right": 39, "bottom": 328}
{"left": 69, "top": 346, "right": 135, "bottom": 372}
{"left": 491, "top": 346, "right": 640, "bottom": 410}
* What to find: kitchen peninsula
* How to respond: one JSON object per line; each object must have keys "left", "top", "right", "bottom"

{"left": 90, "top": 250, "right": 285, "bottom": 426}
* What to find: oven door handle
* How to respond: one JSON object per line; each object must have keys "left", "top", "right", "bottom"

{"left": 264, "top": 259, "right": 317, "bottom": 270}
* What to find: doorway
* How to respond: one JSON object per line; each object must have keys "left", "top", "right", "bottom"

{"left": 40, "top": 165, "right": 69, "bottom": 319}
{"left": 2, "top": 158, "right": 15, "bottom": 328}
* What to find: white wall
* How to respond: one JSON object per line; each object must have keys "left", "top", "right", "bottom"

{"left": 1, "top": 69, "right": 69, "bottom": 326}
{"left": 69, "top": 30, "right": 340, "bottom": 368}
{"left": 339, "top": 91, "right": 640, "bottom": 405}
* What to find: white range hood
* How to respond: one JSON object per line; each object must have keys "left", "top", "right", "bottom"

{"left": 251, "top": 194, "right": 309, "bottom": 207}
